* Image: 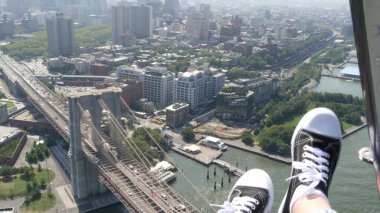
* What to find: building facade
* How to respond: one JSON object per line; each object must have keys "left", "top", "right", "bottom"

{"left": 46, "top": 13, "right": 75, "bottom": 56}
{"left": 144, "top": 66, "right": 174, "bottom": 107}
{"left": 129, "top": 5, "right": 153, "bottom": 39}
{"left": 174, "top": 68, "right": 225, "bottom": 110}
{"left": 0, "top": 103, "right": 8, "bottom": 124}
{"left": 115, "top": 65, "right": 145, "bottom": 81}
{"left": 186, "top": 4, "right": 210, "bottom": 42}
{"left": 166, "top": 102, "right": 189, "bottom": 128}
{"left": 215, "top": 84, "right": 254, "bottom": 121}
{"left": 111, "top": 2, "right": 129, "bottom": 44}
{"left": 111, "top": 3, "right": 153, "bottom": 44}
{"left": 0, "top": 16, "right": 14, "bottom": 38}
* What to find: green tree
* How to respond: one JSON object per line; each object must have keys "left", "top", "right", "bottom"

{"left": 37, "top": 163, "right": 42, "bottom": 172}
{"left": 181, "top": 128, "right": 195, "bottom": 142}
{"left": 241, "top": 131, "right": 253, "bottom": 145}
{"left": 26, "top": 183, "right": 32, "bottom": 193}
{"left": 40, "top": 178, "right": 47, "bottom": 189}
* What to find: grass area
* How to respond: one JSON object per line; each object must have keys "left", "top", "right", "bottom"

{"left": 0, "top": 100, "right": 15, "bottom": 108}
{"left": 281, "top": 115, "right": 302, "bottom": 128}
{"left": 342, "top": 121, "right": 353, "bottom": 131}
{"left": 0, "top": 169, "right": 55, "bottom": 199}
{"left": 21, "top": 191, "right": 56, "bottom": 212}
{"left": 0, "top": 138, "right": 21, "bottom": 157}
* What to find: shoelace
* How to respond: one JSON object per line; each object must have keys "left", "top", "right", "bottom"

{"left": 210, "top": 196, "right": 259, "bottom": 213}
{"left": 287, "top": 145, "right": 330, "bottom": 190}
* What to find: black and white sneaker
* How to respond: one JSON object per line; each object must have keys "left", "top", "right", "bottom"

{"left": 278, "top": 108, "right": 342, "bottom": 213}
{"left": 211, "top": 169, "right": 274, "bottom": 213}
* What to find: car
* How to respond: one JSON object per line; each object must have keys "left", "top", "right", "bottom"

{"left": 178, "top": 204, "right": 186, "bottom": 210}
{"left": 133, "top": 169, "right": 139, "bottom": 174}
{"left": 127, "top": 190, "right": 132, "bottom": 196}
{"left": 174, "top": 204, "right": 186, "bottom": 211}
{"left": 160, "top": 193, "right": 167, "bottom": 200}
{"left": 128, "top": 165, "right": 134, "bottom": 169}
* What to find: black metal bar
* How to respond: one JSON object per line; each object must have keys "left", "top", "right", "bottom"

{"left": 350, "top": 0, "right": 380, "bottom": 195}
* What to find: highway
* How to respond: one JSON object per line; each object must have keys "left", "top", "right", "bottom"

{"left": 0, "top": 52, "right": 200, "bottom": 213}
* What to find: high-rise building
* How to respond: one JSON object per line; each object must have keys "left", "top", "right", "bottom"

{"left": 174, "top": 70, "right": 207, "bottom": 110}
{"left": 174, "top": 67, "right": 225, "bottom": 110}
{"left": 21, "top": 14, "right": 38, "bottom": 32}
{"left": 46, "top": 13, "right": 75, "bottom": 56}
{"left": 111, "top": 2, "right": 129, "bottom": 44}
{"left": 138, "top": 0, "right": 162, "bottom": 17}
{"left": 128, "top": 5, "right": 153, "bottom": 39}
{"left": 116, "top": 65, "right": 175, "bottom": 107}
{"left": 164, "top": 0, "right": 180, "bottom": 17}
{"left": 111, "top": 3, "right": 153, "bottom": 44}
{"left": 5, "top": 0, "right": 32, "bottom": 18}
{"left": 219, "top": 24, "right": 241, "bottom": 43}
{"left": 0, "top": 15, "right": 14, "bottom": 38}
{"left": 84, "top": 0, "right": 108, "bottom": 15}
{"left": 186, "top": 4, "right": 210, "bottom": 41}
{"left": 144, "top": 67, "right": 174, "bottom": 107}
{"left": 64, "top": 4, "right": 90, "bottom": 25}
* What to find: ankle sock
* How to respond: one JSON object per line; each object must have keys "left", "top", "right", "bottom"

{"left": 289, "top": 185, "right": 329, "bottom": 212}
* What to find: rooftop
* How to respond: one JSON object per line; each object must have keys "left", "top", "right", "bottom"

{"left": 0, "top": 126, "right": 19, "bottom": 139}
{"left": 166, "top": 102, "right": 189, "bottom": 111}
{"left": 340, "top": 65, "right": 360, "bottom": 77}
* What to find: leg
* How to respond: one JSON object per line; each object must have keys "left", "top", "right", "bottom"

{"left": 278, "top": 108, "right": 342, "bottom": 213}
{"left": 211, "top": 169, "right": 274, "bottom": 213}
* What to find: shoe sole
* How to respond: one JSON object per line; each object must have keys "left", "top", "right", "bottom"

{"left": 230, "top": 169, "right": 274, "bottom": 213}
{"left": 278, "top": 108, "right": 341, "bottom": 213}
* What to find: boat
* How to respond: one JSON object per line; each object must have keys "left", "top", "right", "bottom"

{"left": 198, "top": 136, "right": 228, "bottom": 151}
{"left": 358, "top": 147, "right": 373, "bottom": 164}
{"left": 150, "top": 161, "right": 176, "bottom": 173}
{"left": 156, "top": 171, "right": 176, "bottom": 183}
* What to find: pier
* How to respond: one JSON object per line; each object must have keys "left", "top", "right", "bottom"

{"left": 212, "top": 159, "right": 245, "bottom": 176}
{"left": 170, "top": 143, "right": 223, "bottom": 165}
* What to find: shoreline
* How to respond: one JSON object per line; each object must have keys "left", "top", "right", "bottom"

{"left": 221, "top": 123, "right": 367, "bottom": 165}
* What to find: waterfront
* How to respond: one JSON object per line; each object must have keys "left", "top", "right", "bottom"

{"left": 94, "top": 76, "right": 380, "bottom": 212}
{"left": 313, "top": 76, "right": 363, "bottom": 98}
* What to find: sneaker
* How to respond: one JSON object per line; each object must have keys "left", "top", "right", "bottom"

{"left": 278, "top": 108, "right": 342, "bottom": 213}
{"left": 211, "top": 169, "right": 274, "bottom": 213}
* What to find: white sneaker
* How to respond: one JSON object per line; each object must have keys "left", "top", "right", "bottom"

{"left": 211, "top": 169, "right": 274, "bottom": 213}
{"left": 278, "top": 108, "right": 342, "bottom": 213}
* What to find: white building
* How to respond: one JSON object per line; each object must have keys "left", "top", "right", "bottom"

{"left": 144, "top": 67, "right": 174, "bottom": 107}
{"left": 174, "top": 69, "right": 207, "bottom": 110}
{"left": 174, "top": 67, "right": 225, "bottom": 110}
{"left": 116, "top": 65, "right": 145, "bottom": 81}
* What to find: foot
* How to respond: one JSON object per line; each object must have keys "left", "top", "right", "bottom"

{"left": 211, "top": 169, "right": 274, "bottom": 213}
{"left": 278, "top": 108, "right": 342, "bottom": 213}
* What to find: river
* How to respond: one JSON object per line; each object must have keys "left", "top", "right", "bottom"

{"left": 94, "top": 76, "right": 380, "bottom": 212}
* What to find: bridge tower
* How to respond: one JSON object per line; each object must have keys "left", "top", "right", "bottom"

{"left": 68, "top": 89, "right": 122, "bottom": 200}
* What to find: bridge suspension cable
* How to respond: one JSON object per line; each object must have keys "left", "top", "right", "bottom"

{"left": 96, "top": 98, "right": 194, "bottom": 210}
{"left": 119, "top": 97, "right": 217, "bottom": 212}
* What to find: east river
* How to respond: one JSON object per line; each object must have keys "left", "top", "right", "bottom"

{"left": 94, "top": 76, "right": 380, "bottom": 212}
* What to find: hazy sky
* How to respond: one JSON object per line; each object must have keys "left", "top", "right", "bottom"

{"left": 183, "top": 0, "right": 350, "bottom": 9}
{"left": 105, "top": 0, "right": 350, "bottom": 8}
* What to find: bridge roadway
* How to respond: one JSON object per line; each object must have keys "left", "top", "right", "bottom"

{"left": 0, "top": 53, "right": 200, "bottom": 213}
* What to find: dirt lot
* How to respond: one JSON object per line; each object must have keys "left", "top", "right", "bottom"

{"left": 194, "top": 118, "right": 251, "bottom": 139}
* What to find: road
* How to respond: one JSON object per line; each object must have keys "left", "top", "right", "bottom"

{"left": 0, "top": 52, "right": 200, "bottom": 213}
